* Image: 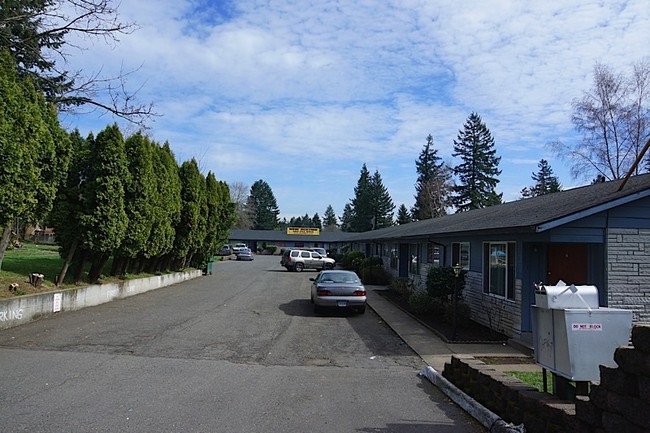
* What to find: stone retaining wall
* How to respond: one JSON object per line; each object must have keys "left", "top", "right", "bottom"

{"left": 443, "top": 324, "right": 650, "bottom": 433}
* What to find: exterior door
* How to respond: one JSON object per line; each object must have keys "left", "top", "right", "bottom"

{"left": 547, "top": 244, "right": 588, "bottom": 285}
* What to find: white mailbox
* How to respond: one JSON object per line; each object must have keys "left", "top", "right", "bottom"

{"left": 532, "top": 282, "right": 632, "bottom": 382}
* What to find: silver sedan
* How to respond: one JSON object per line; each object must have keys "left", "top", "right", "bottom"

{"left": 310, "top": 270, "right": 367, "bottom": 314}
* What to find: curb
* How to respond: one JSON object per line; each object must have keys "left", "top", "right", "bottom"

{"left": 419, "top": 367, "right": 525, "bottom": 433}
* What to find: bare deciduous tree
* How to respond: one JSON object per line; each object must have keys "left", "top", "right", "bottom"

{"left": 550, "top": 60, "right": 650, "bottom": 181}
{"left": 229, "top": 181, "right": 254, "bottom": 229}
{"left": 0, "top": 0, "right": 154, "bottom": 125}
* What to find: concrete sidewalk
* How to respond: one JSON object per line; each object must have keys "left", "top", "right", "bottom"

{"left": 366, "top": 287, "right": 541, "bottom": 373}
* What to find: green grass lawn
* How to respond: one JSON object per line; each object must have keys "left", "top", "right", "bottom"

{"left": 1, "top": 243, "right": 62, "bottom": 297}
{"left": 506, "top": 371, "right": 554, "bottom": 394}
{"left": 0, "top": 242, "right": 160, "bottom": 298}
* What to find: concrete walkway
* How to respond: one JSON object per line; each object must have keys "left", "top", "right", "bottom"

{"left": 366, "top": 287, "right": 542, "bottom": 373}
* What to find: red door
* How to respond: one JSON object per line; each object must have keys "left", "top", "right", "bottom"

{"left": 547, "top": 244, "right": 588, "bottom": 285}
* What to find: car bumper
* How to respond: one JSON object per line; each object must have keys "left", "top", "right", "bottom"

{"left": 313, "top": 296, "right": 367, "bottom": 308}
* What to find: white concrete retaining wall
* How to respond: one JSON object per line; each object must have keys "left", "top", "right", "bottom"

{"left": 0, "top": 269, "right": 202, "bottom": 330}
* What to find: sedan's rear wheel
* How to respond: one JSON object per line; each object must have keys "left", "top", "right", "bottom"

{"left": 357, "top": 306, "right": 366, "bottom": 314}
{"left": 295, "top": 263, "right": 304, "bottom": 272}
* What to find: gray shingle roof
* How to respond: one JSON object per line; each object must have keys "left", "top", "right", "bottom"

{"left": 346, "top": 173, "right": 650, "bottom": 241}
{"left": 228, "top": 174, "right": 650, "bottom": 243}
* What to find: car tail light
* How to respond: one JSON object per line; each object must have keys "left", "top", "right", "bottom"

{"left": 317, "top": 289, "right": 332, "bottom": 296}
{"left": 353, "top": 290, "right": 366, "bottom": 296}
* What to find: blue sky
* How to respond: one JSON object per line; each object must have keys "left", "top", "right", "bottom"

{"left": 60, "top": 0, "right": 650, "bottom": 220}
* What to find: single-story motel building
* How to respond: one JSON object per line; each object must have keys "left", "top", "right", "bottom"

{"left": 229, "top": 173, "right": 650, "bottom": 344}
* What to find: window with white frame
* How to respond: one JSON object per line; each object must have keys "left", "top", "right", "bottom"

{"left": 409, "top": 243, "right": 419, "bottom": 274}
{"left": 452, "top": 242, "right": 470, "bottom": 270}
{"left": 483, "top": 242, "right": 515, "bottom": 300}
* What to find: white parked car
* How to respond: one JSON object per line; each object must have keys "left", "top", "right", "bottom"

{"left": 283, "top": 249, "right": 335, "bottom": 272}
{"left": 232, "top": 243, "right": 248, "bottom": 254}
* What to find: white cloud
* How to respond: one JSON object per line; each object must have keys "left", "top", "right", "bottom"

{"left": 61, "top": 0, "right": 650, "bottom": 219}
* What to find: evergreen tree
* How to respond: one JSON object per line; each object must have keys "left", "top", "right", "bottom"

{"left": 0, "top": 0, "right": 151, "bottom": 123}
{"left": 340, "top": 203, "right": 353, "bottom": 232}
{"left": 146, "top": 141, "right": 181, "bottom": 272}
{"left": 111, "top": 132, "right": 156, "bottom": 276}
{"left": 0, "top": 50, "right": 71, "bottom": 269}
{"left": 79, "top": 124, "right": 129, "bottom": 282}
{"left": 348, "top": 164, "right": 374, "bottom": 232}
{"left": 370, "top": 170, "right": 394, "bottom": 229}
{"left": 248, "top": 180, "right": 279, "bottom": 230}
{"left": 396, "top": 204, "right": 412, "bottom": 225}
{"left": 192, "top": 173, "right": 235, "bottom": 269}
{"left": 346, "top": 164, "right": 394, "bottom": 231}
{"left": 452, "top": 113, "right": 502, "bottom": 212}
{"left": 173, "top": 159, "right": 207, "bottom": 269}
{"left": 323, "top": 205, "right": 337, "bottom": 228}
{"left": 412, "top": 134, "right": 452, "bottom": 220}
{"left": 520, "top": 159, "right": 562, "bottom": 198}
{"left": 51, "top": 130, "right": 90, "bottom": 284}
{"left": 312, "top": 213, "right": 322, "bottom": 229}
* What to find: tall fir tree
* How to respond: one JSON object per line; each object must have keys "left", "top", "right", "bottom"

{"left": 248, "top": 180, "right": 279, "bottom": 230}
{"left": 520, "top": 159, "right": 562, "bottom": 198}
{"left": 370, "top": 170, "right": 394, "bottom": 229}
{"left": 312, "top": 213, "right": 322, "bottom": 229}
{"left": 396, "top": 204, "right": 412, "bottom": 225}
{"left": 412, "top": 134, "right": 453, "bottom": 220}
{"left": 340, "top": 203, "right": 353, "bottom": 232}
{"left": 323, "top": 205, "right": 338, "bottom": 229}
{"left": 452, "top": 113, "right": 502, "bottom": 212}
{"left": 346, "top": 164, "right": 394, "bottom": 231}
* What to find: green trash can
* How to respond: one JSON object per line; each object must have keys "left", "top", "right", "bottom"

{"left": 205, "top": 259, "right": 215, "bottom": 275}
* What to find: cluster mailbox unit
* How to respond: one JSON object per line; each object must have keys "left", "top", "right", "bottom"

{"left": 532, "top": 282, "right": 633, "bottom": 384}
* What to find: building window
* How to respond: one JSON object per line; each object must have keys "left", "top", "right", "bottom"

{"left": 483, "top": 242, "right": 516, "bottom": 300}
{"left": 409, "top": 243, "right": 419, "bottom": 274}
{"left": 427, "top": 243, "right": 441, "bottom": 266}
{"left": 390, "top": 244, "right": 398, "bottom": 270}
{"left": 452, "top": 242, "right": 470, "bottom": 270}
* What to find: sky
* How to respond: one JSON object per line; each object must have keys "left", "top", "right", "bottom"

{"left": 60, "top": 0, "right": 650, "bottom": 221}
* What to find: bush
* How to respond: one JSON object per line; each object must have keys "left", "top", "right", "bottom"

{"left": 426, "top": 266, "right": 466, "bottom": 304}
{"left": 340, "top": 251, "right": 364, "bottom": 270}
{"left": 389, "top": 277, "right": 415, "bottom": 301}
{"left": 265, "top": 245, "right": 277, "bottom": 255}
{"left": 359, "top": 265, "right": 392, "bottom": 285}
{"left": 408, "top": 291, "right": 435, "bottom": 315}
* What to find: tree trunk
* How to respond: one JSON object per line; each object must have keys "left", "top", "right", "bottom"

{"left": 88, "top": 255, "right": 109, "bottom": 283}
{"left": 73, "top": 253, "right": 86, "bottom": 284}
{"left": 56, "top": 238, "right": 78, "bottom": 286}
{"left": 0, "top": 226, "right": 12, "bottom": 270}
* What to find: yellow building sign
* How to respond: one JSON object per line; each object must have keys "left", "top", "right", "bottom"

{"left": 287, "top": 227, "right": 320, "bottom": 235}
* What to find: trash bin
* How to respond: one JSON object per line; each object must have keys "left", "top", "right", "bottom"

{"left": 532, "top": 282, "right": 632, "bottom": 382}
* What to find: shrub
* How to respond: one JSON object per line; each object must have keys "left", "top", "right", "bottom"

{"left": 426, "top": 266, "right": 466, "bottom": 304}
{"left": 265, "top": 245, "right": 277, "bottom": 254}
{"left": 340, "top": 251, "right": 364, "bottom": 270}
{"left": 389, "top": 277, "right": 415, "bottom": 301}
{"left": 408, "top": 291, "right": 435, "bottom": 315}
{"left": 359, "top": 265, "right": 392, "bottom": 285}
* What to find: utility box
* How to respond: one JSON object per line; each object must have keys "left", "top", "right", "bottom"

{"left": 532, "top": 283, "right": 632, "bottom": 382}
